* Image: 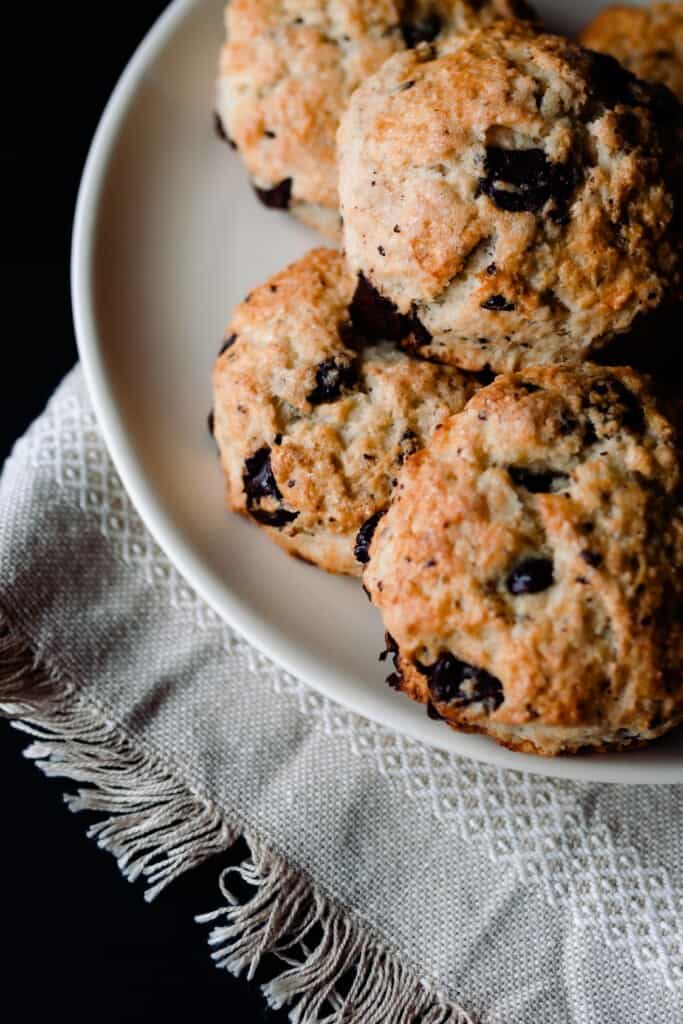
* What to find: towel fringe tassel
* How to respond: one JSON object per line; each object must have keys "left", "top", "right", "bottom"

{"left": 0, "top": 616, "right": 473, "bottom": 1024}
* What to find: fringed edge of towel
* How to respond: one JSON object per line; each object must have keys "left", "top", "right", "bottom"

{"left": 0, "top": 615, "right": 474, "bottom": 1024}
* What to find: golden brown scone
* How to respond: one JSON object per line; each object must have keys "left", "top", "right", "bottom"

{"left": 580, "top": 3, "right": 683, "bottom": 103}
{"left": 215, "top": 0, "right": 536, "bottom": 238}
{"left": 364, "top": 364, "right": 683, "bottom": 756}
{"left": 338, "top": 22, "right": 683, "bottom": 371}
{"left": 211, "top": 249, "right": 478, "bottom": 575}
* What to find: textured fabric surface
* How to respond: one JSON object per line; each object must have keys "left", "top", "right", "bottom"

{"left": 1, "top": 366, "right": 682, "bottom": 1023}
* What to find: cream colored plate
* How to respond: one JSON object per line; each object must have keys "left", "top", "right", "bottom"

{"left": 72, "top": 0, "right": 683, "bottom": 783}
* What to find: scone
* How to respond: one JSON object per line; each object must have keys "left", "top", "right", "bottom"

{"left": 338, "top": 22, "right": 683, "bottom": 371}
{"left": 364, "top": 364, "right": 683, "bottom": 755}
{"left": 215, "top": 0, "right": 536, "bottom": 238}
{"left": 211, "top": 248, "right": 477, "bottom": 575}
{"left": 580, "top": 3, "right": 683, "bottom": 103}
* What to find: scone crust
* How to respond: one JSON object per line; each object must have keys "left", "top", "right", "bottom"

{"left": 366, "top": 364, "right": 683, "bottom": 755}
{"left": 580, "top": 3, "right": 683, "bottom": 103}
{"left": 212, "top": 248, "right": 476, "bottom": 575}
{"left": 217, "top": 0, "right": 536, "bottom": 234}
{"left": 338, "top": 22, "right": 683, "bottom": 371}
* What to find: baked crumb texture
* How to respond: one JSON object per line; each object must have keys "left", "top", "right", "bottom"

{"left": 339, "top": 22, "right": 683, "bottom": 369}
{"left": 364, "top": 364, "right": 683, "bottom": 755}
{"left": 216, "top": 0, "right": 536, "bottom": 237}
{"left": 212, "top": 248, "right": 477, "bottom": 575}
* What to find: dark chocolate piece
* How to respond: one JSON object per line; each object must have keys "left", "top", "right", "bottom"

{"left": 506, "top": 557, "right": 555, "bottom": 595}
{"left": 243, "top": 447, "right": 298, "bottom": 528}
{"left": 354, "top": 510, "right": 386, "bottom": 565}
{"left": 416, "top": 653, "right": 504, "bottom": 711}
{"left": 253, "top": 178, "right": 293, "bottom": 210}
{"left": 478, "top": 146, "right": 578, "bottom": 218}
{"left": 307, "top": 358, "right": 357, "bottom": 405}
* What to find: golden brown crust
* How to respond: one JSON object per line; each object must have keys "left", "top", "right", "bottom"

{"left": 212, "top": 248, "right": 477, "bottom": 575}
{"left": 339, "top": 22, "right": 683, "bottom": 371}
{"left": 580, "top": 3, "right": 683, "bottom": 103}
{"left": 366, "top": 364, "right": 683, "bottom": 755}
{"left": 396, "top": 656, "right": 678, "bottom": 755}
{"left": 217, "top": 0, "right": 401, "bottom": 224}
{"left": 216, "top": 0, "right": 537, "bottom": 231}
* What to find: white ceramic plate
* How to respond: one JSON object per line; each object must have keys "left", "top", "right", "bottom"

{"left": 72, "top": 0, "right": 683, "bottom": 783}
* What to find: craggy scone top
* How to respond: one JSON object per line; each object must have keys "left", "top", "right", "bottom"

{"left": 339, "top": 22, "right": 683, "bottom": 371}
{"left": 216, "top": 0, "right": 535, "bottom": 236}
{"left": 580, "top": 2, "right": 683, "bottom": 104}
{"left": 212, "top": 249, "right": 476, "bottom": 576}
{"left": 364, "top": 364, "right": 683, "bottom": 755}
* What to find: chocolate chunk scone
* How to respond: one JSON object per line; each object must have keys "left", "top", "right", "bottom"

{"left": 212, "top": 249, "right": 476, "bottom": 575}
{"left": 216, "top": 0, "right": 536, "bottom": 238}
{"left": 338, "top": 22, "right": 683, "bottom": 371}
{"left": 364, "top": 364, "right": 683, "bottom": 755}
{"left": 580, "top": 3, "right": 683, "bottom": 103}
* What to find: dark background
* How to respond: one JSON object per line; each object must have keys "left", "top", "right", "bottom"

{"left": 2, "top": 5, "right": 682, "bottom": 1022}
{"left": 1, "top": 3, "right": 285, "bottom": 1020}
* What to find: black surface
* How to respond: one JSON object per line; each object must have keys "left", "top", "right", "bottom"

{"left": 1, "top": 4, "right": 286, "bottom": 1020}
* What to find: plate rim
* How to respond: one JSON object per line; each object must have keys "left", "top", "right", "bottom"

{"left": 70, "top": 0, "right": 682, "bottom": 785}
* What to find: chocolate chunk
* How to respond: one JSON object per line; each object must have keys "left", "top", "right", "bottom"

{"left": 349, "top": 274, "right": 407, "bottom": 341}
{"left": 426, "top": 701, "right": 442, "bottom": 720}
{"left": 587, "top": 376, "right": 645, "bottom": 434}
{"left": 336, "top": 321, "right": 358, "bottom": 348}
{"left": 508, "top": 466, "right": 570, "bottom": 493}
{"left": 401, "top": 13, "right": 441, "bottom": 49}
{"left": 244, "top": 447, "right": 280, "bottom": 505}
{"left": 506, "top": 556, "right": 555, "bottom": 595}
{"left": 249, "top": 506, "right": 299, "bottom": 528}
{"left": 580, "top": 550, "right": 603, "bottom": 568}
{"left": 354, "top": 510, "right": 386, "bottom": 564}
{"left": 379, "top": 631, "right": 399, "bottom": 663}
{"left": 243, "top": 447, "right": 298, "bottom": 528}
{"left": 481, "top": 294, "right": 515, "bottom": 312}
{"left": 219, "top": 334, "right": 237, "bottom": 355}
{"left": 478, "top": 146, "right": 578, "bottom": 217}
{"left": 253, "top": 178, "right": 293, "bottom": 210}
{"left": 416, "top": 653, "right": 504, "bottom": 711}
{"left": 214, "top": 112, "right": 237, "bottom": 148}
{"left": 307, "top": 357, "right": 357, "bottom": 405}
{"left": 380, "top": 632, "right": 404, "bottom": 689}
{"left": 349, "top": 274, "right": 431, "bottom": 345}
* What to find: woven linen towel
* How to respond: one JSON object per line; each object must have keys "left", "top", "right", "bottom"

{"left": 2, "top": 366, "right": 683, "bottom": 1024}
